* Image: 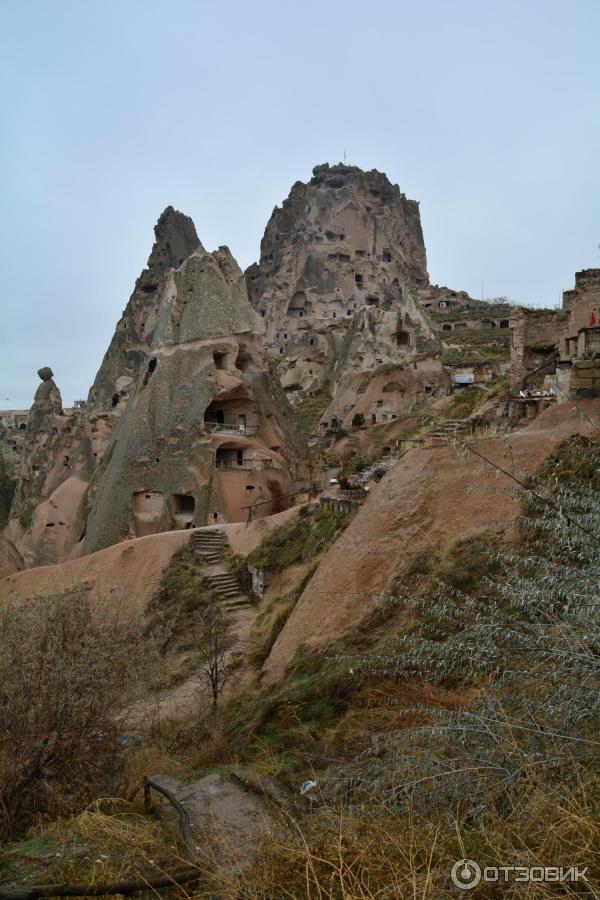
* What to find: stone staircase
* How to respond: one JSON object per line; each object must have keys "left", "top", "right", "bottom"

{"left": 357, "top": 452, "right": 402, "bottom": 486}
{"left": 191, "top": 529, "right": 251, "bottom": 612}
{"left": 427, "top": 418, "right": 472, "bottom": 444}
{"left": 191, "top": 529, "right": 226, "bottom": 564}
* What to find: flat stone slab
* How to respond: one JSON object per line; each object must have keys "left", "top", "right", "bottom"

{"left": 150, "top": 772, "right": 274, "bottom": 876}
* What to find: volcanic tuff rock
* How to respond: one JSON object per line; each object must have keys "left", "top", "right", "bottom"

{"left": 84, "top": 231, "right": 307, "bottom": 554}
{"left": 4, "top": 209, "right": 307, "bottom": 568}
{"left": 88, "top": 206, "right": 202, "bottom": 412}
{"left": 3, "top": 162, "right": 518, "bottom": 572}
{"left": 245, "top": 163, "right": 441, "bottom": 424}
{"left": 5, "top": 368, "right": 106, "bottom": 568}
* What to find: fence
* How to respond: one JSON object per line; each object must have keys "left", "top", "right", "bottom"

{"left": 215, "top": 458, "right": 279, "bottom": 471}
{"left": 205, "top": 422, "right": 258, "bottom": 437}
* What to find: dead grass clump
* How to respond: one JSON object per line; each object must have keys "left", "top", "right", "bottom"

{"left": 433, "top": 534, "right": 501, "bottom": 597}
{"left": 235, "top": 779, "right": 600, "bottom": 898}
{"left": 146, "top": 545, "right": 210, "bottom": 650}
{"left": 246, "top": 505, "right": 354, "bottom": 575}
{"left": 248, "top": 566, "right": 316, "bottom": 668}
{"left": 0, "top": 801, "right": 182, "bottom": 889}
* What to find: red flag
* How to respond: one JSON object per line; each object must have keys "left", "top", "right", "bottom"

{"left": 590, "top": 309, "right": 598, "bottom": 327}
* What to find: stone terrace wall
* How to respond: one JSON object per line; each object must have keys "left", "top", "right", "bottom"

{"left": 509, "top": 307, "right": 566, "bottom": 389}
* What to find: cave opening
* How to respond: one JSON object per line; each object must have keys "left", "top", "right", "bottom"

{"left": 143, "top": 358, "right": 157, "bottom": 385}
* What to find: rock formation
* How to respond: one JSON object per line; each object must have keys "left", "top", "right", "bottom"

{"left": 9, "top": 163, "right": 572, "bottom": 571}
{"left": 88, "top": 206, "right": 202, "bottom": 412}
{"left": 245, "top": 163, "right": 444, "bottom": 427}
{"left": 5, "top": 366, "right": 114, "bottom": 568}
{"left": 4, "top": 207, "right": 307, "bottom": 567}
{"left": 84, "top": 222, "right": 307, "bottom": 554}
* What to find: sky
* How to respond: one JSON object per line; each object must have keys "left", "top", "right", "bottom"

{"left": 1, "top": 0, "right": 599, "bottom": 408}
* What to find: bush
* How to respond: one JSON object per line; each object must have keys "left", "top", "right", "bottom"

{"left": 0, "top": 587, "right": 156, "bottom": 840}
{"left": 246, "top": 506, "right": 354, "bottom": 574}
{"left": 332, "top": 477, "right": 600, "bottom": 820}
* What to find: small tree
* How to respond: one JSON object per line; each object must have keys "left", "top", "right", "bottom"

{"left": 194, "top": 598, "right": 236, "bottom": 715}
{"left": 0, "top": 586, "right": 153, "bottom": 839}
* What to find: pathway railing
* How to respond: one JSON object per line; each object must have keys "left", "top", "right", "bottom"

{"left": 0, "top": 778, "right": 203, "bottom": 900}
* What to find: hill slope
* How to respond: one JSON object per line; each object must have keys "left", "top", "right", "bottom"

{"left": 263, "top": 399, "right": 600, "bottom": 681}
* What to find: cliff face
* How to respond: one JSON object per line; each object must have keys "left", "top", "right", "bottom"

{"left": 245, "top": 163, "right": 441, "bottom": 422}
{"left": 5, "top": 210, "right": 307, "bottom": 567}
{"left": 5, "top": 368, "right": 107, "bottom": 568}
{"left": 85, "top": 239, "right": 306, "bottom": 554}
{"left": 87, "top": 206, "right": 202, "bottom": 412}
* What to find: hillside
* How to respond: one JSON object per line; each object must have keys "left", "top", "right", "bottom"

{"left": 263, "top": 398, "right": 600, "bottom": 681}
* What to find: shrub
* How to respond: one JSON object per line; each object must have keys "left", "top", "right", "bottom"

{"left": 331, "top": 478, "right": 600, "bottom": 820}
{"left": 0, "top": 587, "right": 156, "bottom": 840}
{"left": 246, "top": 506, "right": 353, "bottom": 574}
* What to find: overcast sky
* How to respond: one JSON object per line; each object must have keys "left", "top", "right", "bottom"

{"left": 1, "top": 0, "right": 599, "bottom": 407}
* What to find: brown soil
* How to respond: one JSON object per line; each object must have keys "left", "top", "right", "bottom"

{"left": 263, "top": 399, "right": 600, "bottom": 682}
{"left": 0, "top": 506, "right": 301, "bottom": 616}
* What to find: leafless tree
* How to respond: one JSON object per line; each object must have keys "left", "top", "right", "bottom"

{"left": 194, "top": 599, "right": 236, "bottom": 715}
{"left": 0, "top": 586, "right": 153, "bottom": 839}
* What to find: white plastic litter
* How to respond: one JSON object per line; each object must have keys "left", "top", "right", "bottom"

{"left": 300, "top": 779, "right": 317, "bottom": 795}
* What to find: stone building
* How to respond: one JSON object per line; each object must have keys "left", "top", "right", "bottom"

{"left": 509, "top": 307, "right": 567, "bottom": 389}
{"left": 416, "top": 286, "right": 512, "bottom": 334}
{"left": 509, "top": 269, "right": 600, "bottom": 396}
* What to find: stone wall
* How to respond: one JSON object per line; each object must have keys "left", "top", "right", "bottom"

{"left": 509, "top": 307, "right": 567, "bottom": 389}
{"left": 509, "top": 269, "right": 600, "bottom": 390}
{"left": 569, "top": 358, "right": 600, "bottom": 398}
{"left": 560, "top": 269, "right": 600, "bottom": 359}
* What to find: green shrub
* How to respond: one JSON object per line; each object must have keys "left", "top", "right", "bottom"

{"left": 246, "top": 505, "right": 354, "bottom": 574}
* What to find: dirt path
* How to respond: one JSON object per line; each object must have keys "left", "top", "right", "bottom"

{"left": 124, "top": 603, "right": 257, "bottom": 726}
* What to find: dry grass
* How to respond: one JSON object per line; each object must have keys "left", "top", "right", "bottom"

{"left": 224, "top": 780, "right": 600, "bottom": 898}
{"left": 0, "top": 801, "right": 181, "bottom": 888}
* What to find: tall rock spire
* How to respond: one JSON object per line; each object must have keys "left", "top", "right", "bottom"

{"left": 87, "top": 207, "right": 202, "bottom": 411}
{"left": 84, "top": 228, "right": 306, "bottom": 553}
{"left": 244, "top": 163, "right": 438, "bottom": 414}
{"left": 146, "top": 205, "right": 202, "bottom": 271}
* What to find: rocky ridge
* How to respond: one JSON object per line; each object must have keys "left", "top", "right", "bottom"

{"left": 245, "top": 164, "right": 447, "bottom": 428}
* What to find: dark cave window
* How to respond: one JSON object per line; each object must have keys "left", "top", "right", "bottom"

{"left": 143, "top": 357, "right": 157, "bottom": 385}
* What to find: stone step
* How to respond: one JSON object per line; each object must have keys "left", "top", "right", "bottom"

{"left": 224, "top": 599, "right": 252, "bottom": 611}
{"left": 207, "top": 579, "right": 240, "bottom": 592}
{"left": 192, "top": 530, "right": 225, "bottom": 541}
{"left": 210, "top": 583, "right": 240, "bottom": 594}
